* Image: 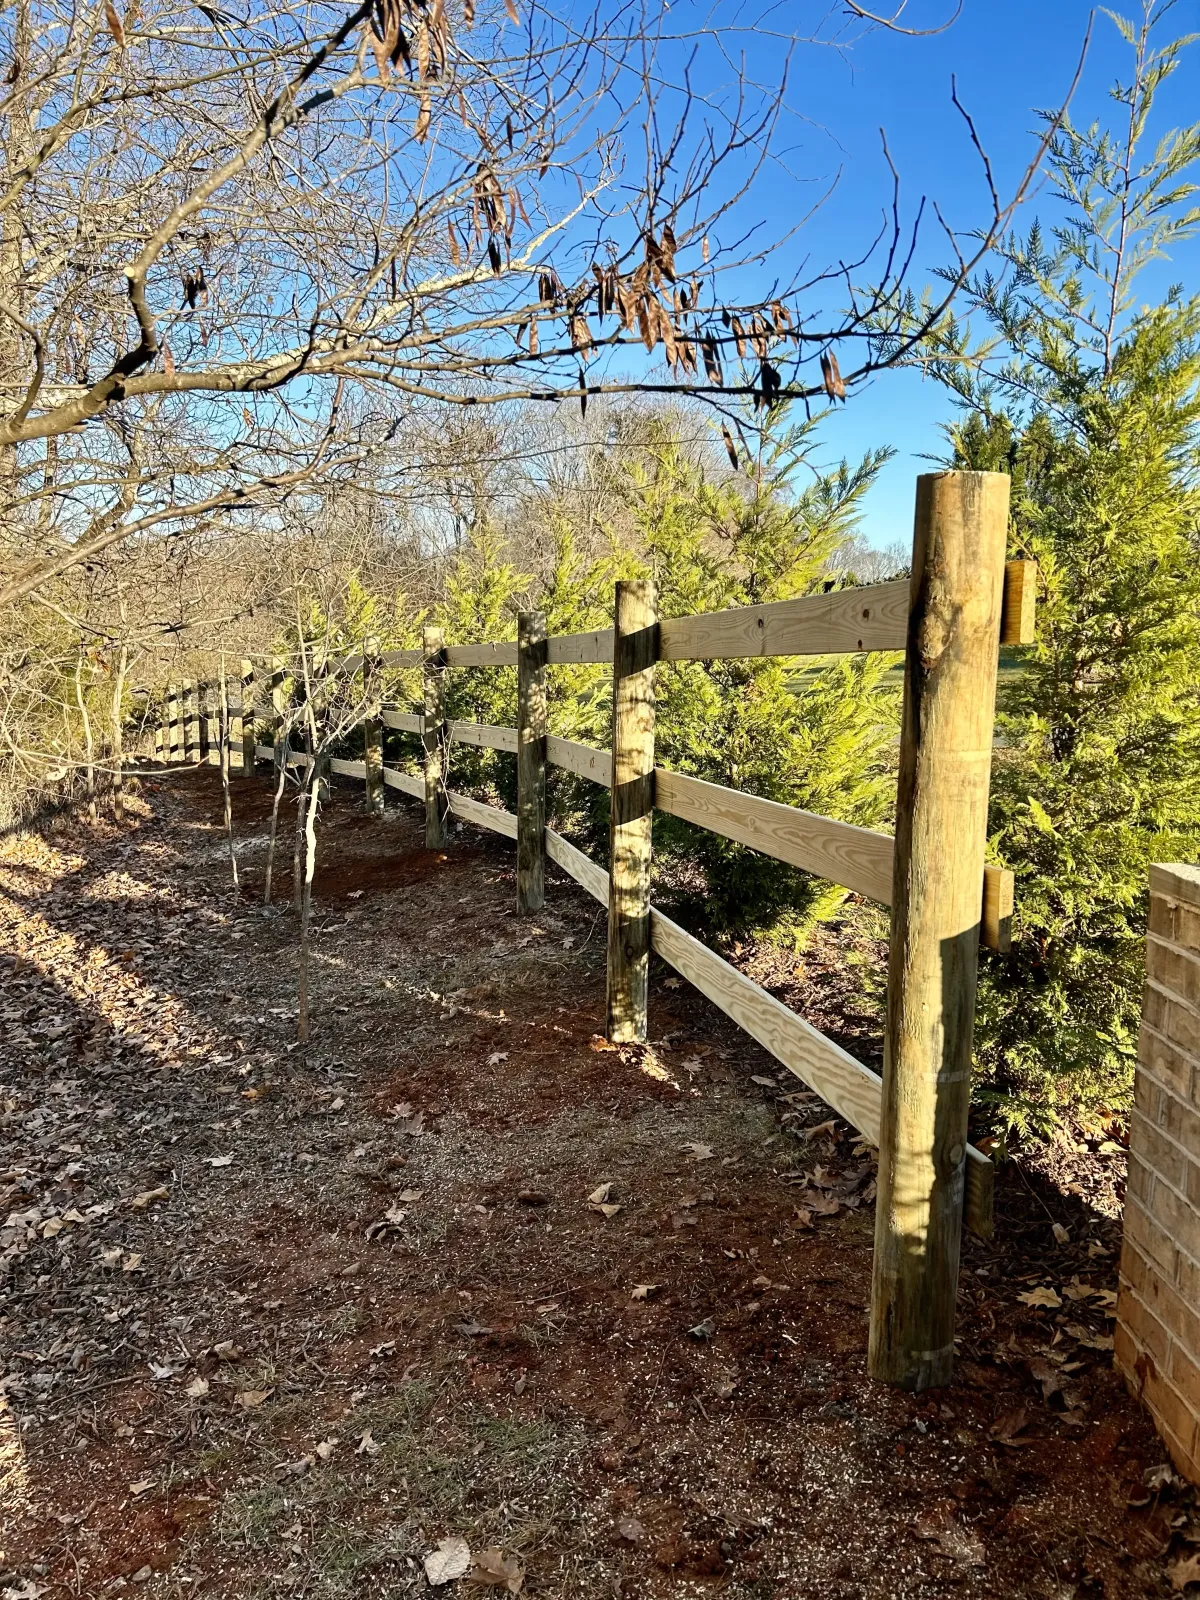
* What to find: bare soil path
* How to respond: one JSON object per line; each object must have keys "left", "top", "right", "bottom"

{"left": 0, "top": 768, "right": 1189, "bottom": 1598}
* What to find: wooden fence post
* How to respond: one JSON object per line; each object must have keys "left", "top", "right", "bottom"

{"left": 422, "top": 625, "right": 447, "bottom": 848}
{"left": 270, "top": 656, "right": 286, "bottom": 775}
{"left": 201, "top": 682, "right": 218, "bottom": 764}
{"left": 183, "top": 679, "right": 200, "bottom": 764}
{"left": 167, "top": 683, "right": 181, "bottom": 761}
{"left": 240, "top": 659, "right": 256, "bottom": 776}
{"left": 606, "top": 580, "right": 658, "bottom": 1043}
{"left": 363, "top": 635, "right": 384, "bottom": 817}
{"left": 868, "top": 470, "right": 1010, "bottom": 1391}
{"left": 517, "top": 611, "right": 547, "bottom": 914}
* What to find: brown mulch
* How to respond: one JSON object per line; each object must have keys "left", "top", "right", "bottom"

{"left": 0, "top": 766, "right": 1190, "bottom": 1599}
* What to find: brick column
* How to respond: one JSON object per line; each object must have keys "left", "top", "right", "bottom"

{"left": 1117, "top": 863, "right": 1200, "bottom": 1482}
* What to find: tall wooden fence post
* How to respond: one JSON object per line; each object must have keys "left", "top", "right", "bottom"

{"left": 168, "top": 682, "right": 181, "bottom": 762}
{"left": 868, "top": 470, "right": 1010, "bottom": 1391}
{"left": 240, "top": 659, "right": 256, "bottom": 776}
{"left": 270, "top": 656, "right": 285, "bottom": 775}
{"left": 363, "top": 635, "right": 384, "bottom": 818}
{"left": 606, "top": 580, "right": 658, "bottom": 1044}
{"left": 517, "top": 611, "right": 547, "bottom": 914}
{"left": 183, "top": 679, "right": 200, "bottom": 764}
{"left": 422, "top": 626, "right": 447, "bottom": 848}
{"left": 202, "top": 682, "right": 219, "bottom": 764}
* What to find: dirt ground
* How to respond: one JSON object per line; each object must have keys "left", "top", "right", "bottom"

{"left": 1, "top": 766, "right": 1195, "bottom": 1599}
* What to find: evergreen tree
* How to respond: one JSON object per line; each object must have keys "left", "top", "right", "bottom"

{"left": 616, "top": 411, "right": 901, "bottom": 941}
{"left": 925, "top": 6, "right": 1200, "bottom": 1130}
{"left": 436, "top": 520, "right": 528, "bottom": 807}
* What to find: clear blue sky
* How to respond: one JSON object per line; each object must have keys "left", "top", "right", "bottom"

{"left": 688, "top": 0, "right": 1200, "bottom": 548}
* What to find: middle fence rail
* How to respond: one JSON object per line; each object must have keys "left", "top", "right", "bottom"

{"left": 158, "top": 470, "right": 1034, "bottom": 1392}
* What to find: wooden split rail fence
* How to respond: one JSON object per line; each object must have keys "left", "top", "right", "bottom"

{"left": 156, "top": 471, "right": 1033, "bottom": 1391}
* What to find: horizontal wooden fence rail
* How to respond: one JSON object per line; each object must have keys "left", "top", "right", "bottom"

{"left": 310, "top": 557, "right": 1037, "bottom": 680}
{"left": 239, "top": 739, "right": 996, "bottom": 1233}
{"left": 159, "top": 475, "right": 1037, "bottom": 1391}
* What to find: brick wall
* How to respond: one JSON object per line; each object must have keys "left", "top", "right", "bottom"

{"left": 1116, "top": 863, "right": 1200, "bottom": 1482}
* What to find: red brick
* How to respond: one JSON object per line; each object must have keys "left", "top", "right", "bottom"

{"left": 1125, "top": 1194, "right": 1179, "bottom": 1277}
{"left": 1177, "top": 902, "right": 1200, "bottom": 953}
{"left": 1127, "top": 1150, "right": 1155, "bottom": 1207}
{"left": 1135, "top": 1069, "right": 1166, "bottom": 1127}
{"left": 1140, "top": 1364, "right": 1199, "bottom": 1465}
{"left": 1149, "top": 1180, "right": 1200, "bottom": 1266}
{"left": 1114, "top": 1319, "right": 1143, "bottom": 1387}
{"left": 1162, "top": 1086, "right": 1200, "bottom": 1154}
{"left": 1151, "top": 865, "right": 1200, "bottom": 909}
{"left": 1121, "top": 1288, "right": 1173, "bottom": 1368}
{"left": 1148, "top": 937, "right": 1200, "bottom": 1007}
{"left": 1140, "top": 1018, "right": 1198, "bottom": 1099}
{"left": 1176, "top": 1251, "right": 1200, "bottom": 1315}
{"left": 1150, "top": 895, "right": 1179, "bottom": 941}
{"left": 1170, "top": 1341, "right": 1200, "bottom": 1413}
{"left": 1126, "top": 1248, "right": 1200, "bottom": 1350}
{"left": 1131, "top": 1110, "right": 1188, "bottom": 1193}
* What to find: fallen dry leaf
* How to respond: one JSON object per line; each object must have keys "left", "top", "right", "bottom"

{"left": 631, "top": 1284, "right": 659, "bottom": 1301}
{"left": 681, "top": 1141, "right": 713, "bottom": 1162}
{"left": 186, "top": 1376, "right": 210, "bottom": 1400}
{"left": 356, "top": 1428, "right": 381, "bottom": 1456}
{"left": 468, "top": 1546, "right": 525, "bottom": 1592}
{"left": 990, "top": 1406, "right": 1032, "bottom": 1447}
{"left": 1017, "top": 1286, "right": 1062, "bottom": 1309}
{"left": 588, "top": 1182, "right": 614, "bottom": 1205}
{"left": 1169, "top": 1552, "right": 1200, "bottom": 1592}
{"left": 235, "top": 1388, "right": 272, "bottom": 1409}
{"left": 425, "top": 1536, "right": 472, "bottom": 1586}
{"left": 130, "top": 1186, "right": 169, "bottom": 1209}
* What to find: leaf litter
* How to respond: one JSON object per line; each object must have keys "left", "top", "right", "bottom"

{"left": 0, "top": 767, "right": 1182, "bottom": 1599}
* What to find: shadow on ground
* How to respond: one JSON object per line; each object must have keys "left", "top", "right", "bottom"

{"left": 0, "top": 766, "right": 1181, "bottom": 1600}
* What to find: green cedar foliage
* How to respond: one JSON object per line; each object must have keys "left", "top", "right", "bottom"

{"left": 617, "top": 411, "right": 900, "bottom": 942}
{"left": 435, "top": 520, "right": 528, "bottom": 808}
{"left": 927, "top": 5, "right": 1200, "bottom": 1131}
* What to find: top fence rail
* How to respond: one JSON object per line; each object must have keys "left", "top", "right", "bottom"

{"left": 256, "top": 560, "right": 1036, "bottom": 680}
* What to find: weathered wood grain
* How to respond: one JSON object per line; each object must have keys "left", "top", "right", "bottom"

{"left": 546, "top": 736, "right": 613, "bottom": 786}
{"left": 546, "top": 629, "right": 614, "bottom": 665}
{"left": 1000, "top": 560, "right": 1038, "bottom": 646}
{"left": 658, "top": 579, "right": 909, "bottom": 661}
{"left": 381, "top": 648, "right": 423, "bottom": 668}
{"left": 449, "top": 719, "right": 518, "bottom": 753}
{"left": 869, "top": 470, "right": 1009, "bottom": 1390}
{"left": 982, "top": 866, "right": 1015, "bottom": 955}
{"left": 269, "top": 657, "right": 286, "bottom": 775}
{"left": 517, "top": 613, "right": 548, "bottom": 914}
{"left": 382, "top": 767, "right": 424, "bottom": 799}
{"left": 606, "top": 580, "right": 658, "bottom": 1044}
{"left": 444, "top": 641, "right": 518, "bottom": 667}
{"left": 447, "top": 790, "right": 518, "bottom": 839}
{"left": 655, "top": 768, "right": 894, "bottom": 903}
{"left": 381, "top": 710, "right": 424, "bottom": 734}
{"left": 329, "top": 757, "right": 367, "bottom": 779}
{"left": 423, "top": 626, "right": 447, "bottom": 848}
{"left": 363, "top": 636, "right": 384, "bottom": 817}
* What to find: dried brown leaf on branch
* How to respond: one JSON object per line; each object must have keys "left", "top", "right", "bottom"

{"left": 104, "top": 0, "right": 125, "bottom": 46}
{"left": 820, "top": 349, "right": 847, "bottom": 400}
